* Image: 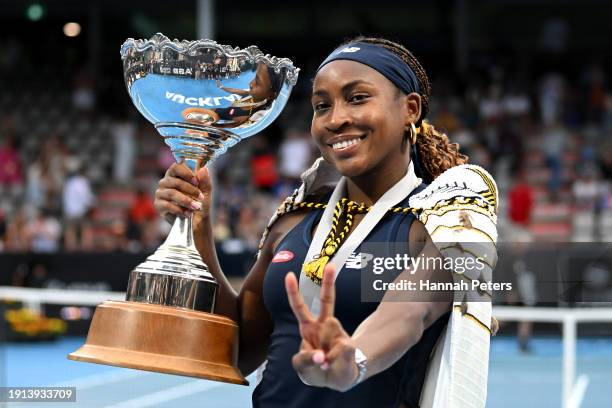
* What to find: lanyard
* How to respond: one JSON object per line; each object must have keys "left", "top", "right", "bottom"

{"left": 298, "top": 161, "right": 421, "bottom": 316}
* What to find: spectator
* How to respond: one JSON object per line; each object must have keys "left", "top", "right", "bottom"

{"left": 502, "top": 85, "right": 532, "bottom": 118}
{"left": 127, "top": 188, "right": 157, "bottom": 247}
{"left": 235, "top": 205, "right": 261, "bottom": 252}
{"left": 507, "top": 169, "right": 534, "bottom": 244}
{"left": 26, "top": 136, "right": 69, "bottom": 211}
{"left": 63, "top": 162, "right": 95, "bottom": 251}
{"left": 4, "top": 209, "right": 31, "bottom": 252}
{"left": 542, "top": 121, "right": 567, "bottom": 197}
{"left": 0, "top": 136, "right": 23, "bottom": 186}
{"left": 250, "top": 138, "right": 278, "bottom": 192}
{"left": 26, "top": 152, "right": 50, "bottom": 210}
{"left": 212, "top": 207, "right": 231, "bottom": 242}
{"left": 128, "top": 188, "right": 157, "bottom": 224}
{"left": 539, "top": 73, "right": 565, "bottom": 126}
{"left": 479, "top": 85, "right": 503, "bottom": 122}
{"left": 63, "top": 162, "right": 95, "bottom": 220}
{"left": 107, "top": 219, "right": 129, "bottom": 252}
{"left": 573, "top": 165, "right": 606, "bottom": 211}
{"left": 29, "top": 209, "right": 62, "bottom": 253}
{"left": 509, "top": 171, "right": 534, "bottom": 227}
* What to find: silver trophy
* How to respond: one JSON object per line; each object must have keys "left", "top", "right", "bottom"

{"left": 69, "top": 33, "right": 299, "bottom": 384}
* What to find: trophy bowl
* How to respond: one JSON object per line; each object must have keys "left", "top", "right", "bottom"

{"left": 68, "top": 33, "right": 299, "bottom": 385}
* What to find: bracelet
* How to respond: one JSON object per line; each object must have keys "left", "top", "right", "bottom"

{"left": 345, "top": 347, "right": 367, "bottom": 391}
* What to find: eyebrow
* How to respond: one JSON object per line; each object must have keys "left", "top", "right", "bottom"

{"left": 312, "top": 79, "right": 374, "bottom": 97}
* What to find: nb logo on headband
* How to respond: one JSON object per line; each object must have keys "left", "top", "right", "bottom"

{"left": 339, "top": 46, "right": 360, "bottom": 53}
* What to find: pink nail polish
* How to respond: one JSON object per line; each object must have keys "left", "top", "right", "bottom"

{"left": 191, "top": 201, "right": 202, "bottom": 211}
{"left": 312, "top": 351, "right": 325, "bottom": 364}
{"left": 320, "top": 362, "right": 329, "bottom": 371}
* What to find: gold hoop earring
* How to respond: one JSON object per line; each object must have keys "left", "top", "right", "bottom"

{"left": 407, "top": 123, "right": 417, "bottom": 145}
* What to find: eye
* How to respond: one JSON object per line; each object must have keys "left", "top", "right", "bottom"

{"left": 348, "top": 93, "right": 369, "bottom": 104}
{"left": 313, "top": 101, "right": 330, "bottom": 112}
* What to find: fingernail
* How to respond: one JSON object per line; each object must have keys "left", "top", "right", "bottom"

{"left": 191, "top": 177, "right": 198, "bottom": 186}
{"left": 320, "top": 362, "right": 329, "bottom": 371}
{"left": 198, "top": 193, "right": 206, "bottom": 202}
{"left": 312, "top": 351, "right": 325, "bottom": 364}
{"left": 191, "top": 201, "right": 202, "bottom": 211}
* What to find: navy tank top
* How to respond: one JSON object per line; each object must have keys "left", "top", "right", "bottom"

{"left": 253, "top": 184, "right": 449, "bottom": 408}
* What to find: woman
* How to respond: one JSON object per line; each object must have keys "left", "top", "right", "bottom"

{"left": 154, "top": 37, "right": 498, "bottom": 408}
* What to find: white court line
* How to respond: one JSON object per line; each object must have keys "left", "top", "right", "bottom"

{"left": 568, "top": 374, "right": 589, "bottom": 408}
{"left": 52, "top": 369, "right": 151, "bottom": 390}
{"left": 103, "top": 380, "right": 221, "bottom": 408}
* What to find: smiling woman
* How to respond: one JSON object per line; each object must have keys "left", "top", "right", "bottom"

{"left": 310, "top": 38, "right": 467, "bottom": 185}
{"left": 154, "top": 36, "right": 498, "bottom": 408}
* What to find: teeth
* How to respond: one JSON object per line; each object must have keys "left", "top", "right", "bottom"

{"left": 332, "top": 138, "right": 361, "bottom": 150}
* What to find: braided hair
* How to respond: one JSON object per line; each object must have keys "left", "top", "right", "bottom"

{"left": 342, "top": 36, "right": 468, "bottom": 182}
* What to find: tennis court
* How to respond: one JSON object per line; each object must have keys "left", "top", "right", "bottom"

{"left": 3, "top": 335, "right": 611, "bottom": 407}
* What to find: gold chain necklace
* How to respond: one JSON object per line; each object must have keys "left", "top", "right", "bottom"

{"left": 302, "top": 198, "right": 419, "bottom": 285}
{"left": 292, "top": 195, "right": 493, "bottom": 285}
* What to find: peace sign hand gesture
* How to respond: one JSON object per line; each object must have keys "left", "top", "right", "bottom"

{"left": 284, "top": 264, "right": 360, "bottom": 392}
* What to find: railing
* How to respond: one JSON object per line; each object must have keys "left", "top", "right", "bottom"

{"left": 493, "top": 306, "right": 612, "bottom": 408}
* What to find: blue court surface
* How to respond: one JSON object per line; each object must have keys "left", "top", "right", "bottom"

{"left": 2, "top": 336, "right": 611, "bottom": 407}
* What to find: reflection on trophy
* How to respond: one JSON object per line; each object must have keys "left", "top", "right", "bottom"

{"left": 68, "top": 33, "right": 299, "bottom": 384}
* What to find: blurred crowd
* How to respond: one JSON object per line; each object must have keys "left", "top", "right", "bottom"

{"left": 1, "top": 41, "right": 612, "bottom": 256}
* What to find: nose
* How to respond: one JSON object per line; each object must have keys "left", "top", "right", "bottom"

{"left": 325, "top": 103, "right": 351, "bottom": 132}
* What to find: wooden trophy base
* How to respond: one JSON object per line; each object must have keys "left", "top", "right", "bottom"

{"left": 68, "top": 300, "right": 247, "bottom": 385}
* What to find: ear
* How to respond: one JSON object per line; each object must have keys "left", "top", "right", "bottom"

{"left": 403, "top": 92, "right": 422, "bottom": 126}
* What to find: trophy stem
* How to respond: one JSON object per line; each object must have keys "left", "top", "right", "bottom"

{"left": 124, "top": 206, "right": 217, "bottom": 312}
{"left": 165, "top": 213, "right": 198, "bottom": 252}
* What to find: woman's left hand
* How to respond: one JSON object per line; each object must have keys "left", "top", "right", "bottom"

{"left": 284, "top": 264, "right": 360, "bottom": 392}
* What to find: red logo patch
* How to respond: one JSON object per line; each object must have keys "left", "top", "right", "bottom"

{"left": 272, "top": 250, "right": 294, "bottom": 263}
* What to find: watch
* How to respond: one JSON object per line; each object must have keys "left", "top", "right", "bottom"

{"left": 347, "top": 347, "right": 367, "bottom": 390}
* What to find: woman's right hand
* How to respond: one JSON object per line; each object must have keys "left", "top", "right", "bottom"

{"left": 154, "top": 162, "right": 212, "bottom": 224}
